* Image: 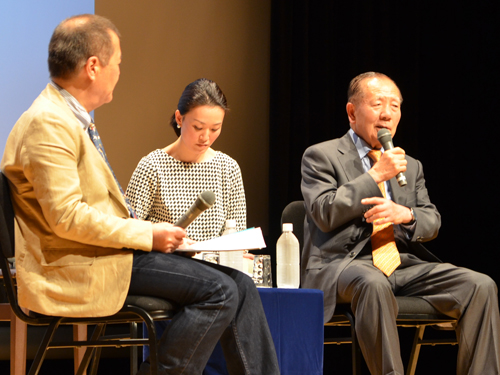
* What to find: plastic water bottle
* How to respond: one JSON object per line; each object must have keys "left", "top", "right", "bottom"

{"left": 219, "top": 220, "right": 245, "bottom": 272}
{"left": 222, "top": 219, "right": 238, "bottom": 237}
{"left": 277, "top": 223, "right": 300, "bottom": 288}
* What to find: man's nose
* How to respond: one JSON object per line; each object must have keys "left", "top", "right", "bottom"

{"left": 380, "top": 104, "right": 392, "bottom": 119}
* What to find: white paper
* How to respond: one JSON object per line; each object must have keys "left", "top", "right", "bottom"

{"left": 175, "top": 227, "right": 266, "bottom": 252}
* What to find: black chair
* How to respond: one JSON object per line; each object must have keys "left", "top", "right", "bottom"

{"left": 0, "top": 171, "right": 177, "bottom": 375}
{"left": 281, "top": 200, "right": 458, "bottom": 375}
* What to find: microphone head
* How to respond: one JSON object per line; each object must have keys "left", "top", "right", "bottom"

{"left": 377, "top": 128, "right": 392, "bottom": 144}
{"left": 197, "top": 191, "right": 216, "bottom": 210}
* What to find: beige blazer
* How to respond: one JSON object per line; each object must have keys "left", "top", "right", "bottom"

{"left": 1, "top": 84, "right": 153, "bottom": 317}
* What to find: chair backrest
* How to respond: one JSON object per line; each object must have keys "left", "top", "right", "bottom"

{"left": 280, "top": 201, "right": 306, "bottom": 253}
{"left": 0, "top": 171, "right": 15, "bottom": 259}
{"left": 0, "top": 171, "right": 34, "bottom": 324}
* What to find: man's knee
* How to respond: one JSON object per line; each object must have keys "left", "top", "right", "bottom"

{"left": 453, "top": 269, "right": 499, "bottom": 307}
{"left": 339, "top": 266, "right": 394, "bottom": 307}
{"left": 236, "top": 271, "right": 258, "bottom": 293}
{"left": 470, "top": 272, "right": 498, "bottom": 297}
{"left": 347, "top": 271, "right": 397, "bottom": 318}
{"left": 213, "top": 273, "right": 240, "bottom": 310}
{"left": 356, "top": 270, "right": 392, "bottom": 295}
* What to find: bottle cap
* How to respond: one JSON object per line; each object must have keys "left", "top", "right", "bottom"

{"left": 282, "top": 223, "right": 293, "bottom": 232}
{"left": 225, "top": 219, "right": 236, "bottom": 228}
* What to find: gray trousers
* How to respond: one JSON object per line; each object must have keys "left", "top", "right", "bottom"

{"left": 336, "top": 253, "right": 500, "bottom": 375}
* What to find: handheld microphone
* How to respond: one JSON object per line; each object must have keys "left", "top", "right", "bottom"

{"left": 174, "top": 191, "right": 216, "bottom": 228}
{"left": 377, "top": 129, "right": 407, "bottom": 187}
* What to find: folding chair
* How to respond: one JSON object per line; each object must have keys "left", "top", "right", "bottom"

{"left": 0, "top": 171, "right": 177, "bottom": 375}
{"left": 281, "top": 200, "right": 458, "bottom": 375}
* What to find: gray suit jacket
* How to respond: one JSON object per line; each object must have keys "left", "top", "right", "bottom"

{"left": 300, "top": 131, "right": 441, "bottom": 322}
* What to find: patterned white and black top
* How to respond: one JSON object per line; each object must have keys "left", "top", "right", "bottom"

{"left": 126, "top": 149, "right": 247, "bottom": 241}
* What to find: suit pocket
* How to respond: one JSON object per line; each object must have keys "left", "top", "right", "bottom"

{"left": 41, "top": 249, "right": 96, "bottom": 267}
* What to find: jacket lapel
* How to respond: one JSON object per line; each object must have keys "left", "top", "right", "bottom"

{"left": 47, "top": 85, "right": 129, "bottom": 216}
{"left": 388, "top": 177, "right": 408, "bottom": 206}
{"left": 86, "top": 136, "right": 129, "bottom": 212}
{"left": 337, "top": 132, "right": 364, "bottom": 182}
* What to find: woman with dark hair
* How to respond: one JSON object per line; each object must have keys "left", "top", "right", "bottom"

{"left": 125, "top": 80, "right": 279, "bottom": 374}
{"left": 127, "top": 78, "right": 246, "bottom": 241}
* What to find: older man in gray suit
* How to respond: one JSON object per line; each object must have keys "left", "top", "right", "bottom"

{"left": 300, "top": 72, "right": 500, "bottom": 375}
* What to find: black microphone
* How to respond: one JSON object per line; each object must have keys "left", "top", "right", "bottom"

{"left": 377, "top": 129, "right": 407, "bottom": 187}
{"left": 174, "top": 191, "right": 216, "bottom": 228}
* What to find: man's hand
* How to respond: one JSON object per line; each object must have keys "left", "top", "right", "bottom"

{"left": 362, "top": 197, "right": 413, "bottom": 225}
{"left": 152, "top": 223, "right": 187, "bottom": 253}
{"left": 178, "top": 238, "right": 196, "bottom": 249}
{"left": 368, "top": 147, "right": 407, "bottom": 184}
{"left": 175, "top": 238, "right": 199, "bottom": 258}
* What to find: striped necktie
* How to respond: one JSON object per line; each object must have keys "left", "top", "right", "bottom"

{"left": 88, "top": 123, "right": 137, "bottom": 219}
{"left": 367, "top": 150, "right": 401, "bottom": 276}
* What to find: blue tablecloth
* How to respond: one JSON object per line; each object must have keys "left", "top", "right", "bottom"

{"left": 204, "top": 288, "right": 324, "bottom": 375}
{"left": 144, "top": 288, "right": 324, "bottom": 375}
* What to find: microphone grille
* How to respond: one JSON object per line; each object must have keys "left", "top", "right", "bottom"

{"left": 199, "top": 191, "right": 216, "bottom": 207}
{"left": 377, "top": 128, "right": 392, "bottom": 143}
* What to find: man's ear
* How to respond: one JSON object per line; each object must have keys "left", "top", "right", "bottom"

{"left": 85, "top": 56, "right": 99, "bottom": 81}
{"left": 346, "top": 102, "right": 356, "bottom": 124}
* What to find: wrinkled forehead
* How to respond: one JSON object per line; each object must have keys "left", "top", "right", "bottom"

{"left": 361, "top": 77, "right": 402, "bottom": 103}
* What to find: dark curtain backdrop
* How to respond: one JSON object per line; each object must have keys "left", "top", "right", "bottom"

{"left": 269, "top": 1, "right": 499, "bottom": 372}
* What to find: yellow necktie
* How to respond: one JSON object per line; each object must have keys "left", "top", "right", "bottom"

{"left": 367, "top": 150, "right": 401, "bottom": 276}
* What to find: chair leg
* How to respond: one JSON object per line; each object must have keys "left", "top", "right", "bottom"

{"left": 130, "top": 322, "right": 138, "bottom": 375}
{"left": 125, "top": 306, "right": 158, "bottom": 375}
{"left": 406, "top": 325, "right": 425, "bottom": 375}
{"left": 28, "top": 318, "right": 63, "bottom": 375}
{"left": 10, "top": 307, "right": 27, "bottom": 375}
{"left": 143, "top": 320, "right": 158, "bottom": 375}
{"left": 75, "top": 323, "right": 107, "bottom": 375}
{"left": 88, "top": 348, "right": 102, "bottom": 375}
{"left": 73, "top": 324, "right": 87, "bottom": 375}
{"left": 349, "top": 323, "right": 363, "bottom": 375}
{"left": 343, "top": 311, "right": 363, "bottom": 375}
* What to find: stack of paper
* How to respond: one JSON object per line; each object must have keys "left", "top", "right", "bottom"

{"left": 176, "top": 227, "right": 266, "bottom": 252}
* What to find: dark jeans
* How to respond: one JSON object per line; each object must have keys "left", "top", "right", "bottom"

{"left": 129, "top": 251, "right": 280, "bottom": 375}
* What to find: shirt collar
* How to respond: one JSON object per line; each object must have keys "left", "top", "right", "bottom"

{"left": 50, "top": 81, "right": 93, "bottom": 131}
{"left": 348, "top": 128, "right": 385, "bottom": 160}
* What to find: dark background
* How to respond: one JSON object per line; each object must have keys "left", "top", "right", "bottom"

{"left": 268, "top": 1, "right": 498, "bottom": 373}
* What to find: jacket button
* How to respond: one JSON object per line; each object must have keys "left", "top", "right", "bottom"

{"left": 350, "top": 252, "right": 356, "bottom": 258}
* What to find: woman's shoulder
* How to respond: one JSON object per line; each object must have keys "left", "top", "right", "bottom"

{"left": 138, "top": 148, "right": 174, "bottom": 165}
{"left": 213, "top": 151, "right": 240, "bottom": 168}
{"left": 211, "top": 152, "right": 243, "bottom": 182}
{"left": 132, "top": 149, "right": 177, "bottom": 177}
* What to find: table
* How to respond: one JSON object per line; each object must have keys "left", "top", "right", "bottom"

{"left": 204, "top": 288, "right": 324, "bottom": 375}
{"left": 143, "top": 288, "right": 324, "bottom": 375}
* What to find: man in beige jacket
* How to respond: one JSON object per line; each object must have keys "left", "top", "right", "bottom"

{"left": 1, "top": 14, "right": 279, "bottom": 375}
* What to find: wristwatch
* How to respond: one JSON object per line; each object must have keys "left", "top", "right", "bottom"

{"left": 408, "top": 208, "right": 416, "bottom": 224}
